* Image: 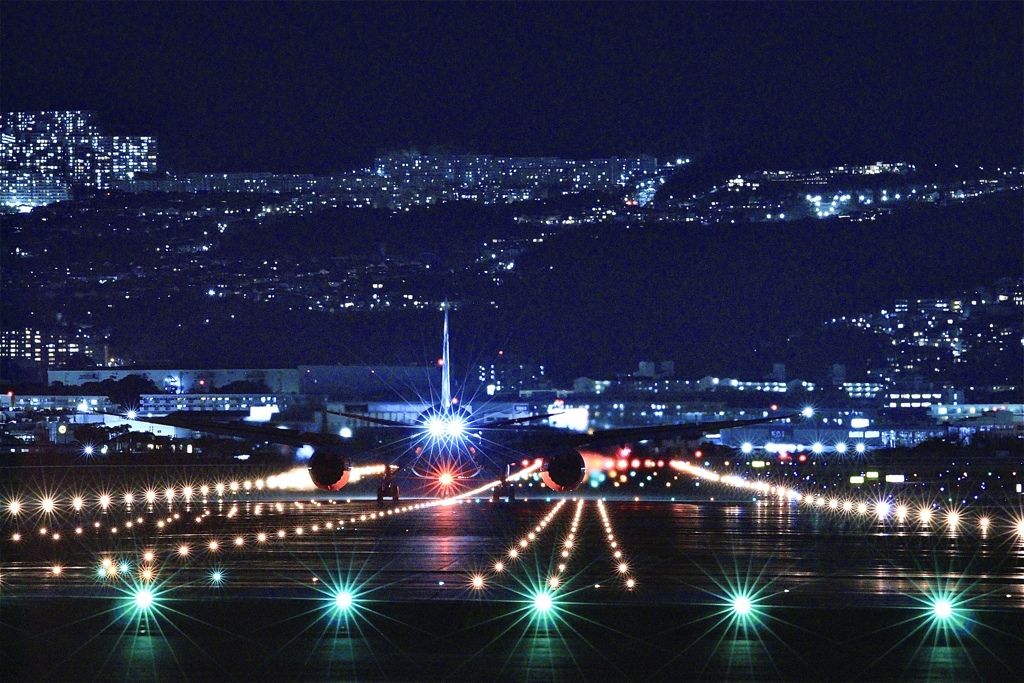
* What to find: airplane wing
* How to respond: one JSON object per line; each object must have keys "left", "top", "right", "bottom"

{"left": 480, "top": 412, "right": 565, "bottom": 428}
{"left": 128, "top": 412, "right": 338, "bottom": 448}
{"left": 535, "top": 412, "right": 796, "bottom": 451}
{"left": 327, "top": 411, "right": 413, "bottom": 427}
{"left": 327, "top": 410, "right": 564, "bottom": 429}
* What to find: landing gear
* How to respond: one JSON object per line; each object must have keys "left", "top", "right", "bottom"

{"left": 377, "top": 483, "right": 399, "bottom": 505}
{"left": 492, "top": 466, "right": 516, "bottom": 502}
{"left": 492, "top": 481, "right": 516, "bottom": 502}
{"left": 376, "top": 465, "right": 400, "bottom": 507}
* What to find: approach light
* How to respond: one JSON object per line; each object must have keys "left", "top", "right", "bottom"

{"left": 126, "top": 410, "right": 137, "bottom": 420}
{"left": 741, "top": 442, "right": 753, "bottom": 454}
{"left": 211, "top": 571, "right": 223, "bottom": 584}
{"left": 835, "top": 443, "right": 847, "bottom": 454}
{"left": 83, "top": 445, "right": 94, "bottom": 456}
{"left": 855, "top": 443, "right": 866, "bottom": 453}
{"left": 801, "top": 407, "right": 814, "bottom": 418}
{"left": 812, "top": 442, "right": 823, "bottom": 454}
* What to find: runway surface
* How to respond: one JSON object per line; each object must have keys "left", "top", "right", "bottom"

{"left": 2, "top": 472, "right": 1023, "bottom": 681}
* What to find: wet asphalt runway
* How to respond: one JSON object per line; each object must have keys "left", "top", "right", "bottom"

{"left": 2, "top": 482, "right": 1023, "bottom": 681}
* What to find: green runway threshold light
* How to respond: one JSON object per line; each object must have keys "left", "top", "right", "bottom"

{"left": 133, "top": 587, "right": 155, "bottom": 610}
{"left": 533, "top": 590, "right": 553, "bottom": 614}
{"left": 334, "top": 590, "right": 354, "bottom": 612}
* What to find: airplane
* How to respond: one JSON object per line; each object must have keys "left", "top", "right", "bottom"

{"left": 129, "top": 305, "right": 794, "bottom": 503}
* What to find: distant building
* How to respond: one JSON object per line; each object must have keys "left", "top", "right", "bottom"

{"left": 1, "top": 111, "right": 98, "bottom": 180}
{"left": 0, "top": 111, "right": 158, "bottom": 199}
{"left": 1, "top": 328, "right": 96, "bottom": 366}
{"left": 6, "top": 394, "right": 111, "bottom": 413}
{"left": 138, "top": 393, "right": 287, "bottom": 416}
{"left": 48, "top": 368, "right": 301, "bottom": 394}
{"left": 0, "top": 170, "right": 69, "bottom": 211}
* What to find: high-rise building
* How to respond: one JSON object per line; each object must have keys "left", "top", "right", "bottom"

{"left": 0, "top": 111, "right": 158, "bottom": 196}
{"left": 0, "top": 328, "right": 96, "bottom": 366}
{"left": 1, "top": 111, "right": 98, "bottom": 180}
{"left": 109, "top": 136, "right": 158, "bottom": 180}
{"left": 0, "top": 170, "right": 70, "bottom": 211}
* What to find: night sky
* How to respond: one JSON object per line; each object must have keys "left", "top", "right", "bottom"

{"left": 3, "top": 2, "right": 1021, "bottom": 172}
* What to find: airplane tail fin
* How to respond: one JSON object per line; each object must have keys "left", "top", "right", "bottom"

{"left": 441, "top": 302, "right": 451, "bottom": 409}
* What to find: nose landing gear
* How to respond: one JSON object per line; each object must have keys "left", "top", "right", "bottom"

{"left": 377, "top": 465, "right": 400, "bottom": 507}
{"left": 491, "top": 464, "right": 516, "bottom": 503}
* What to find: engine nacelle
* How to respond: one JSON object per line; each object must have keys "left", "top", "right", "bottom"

{"left": 540, "top": 448, "right": 587, "bottom": 492}
{"left": 308, "top": 449, "right": 352, "bottom": 491}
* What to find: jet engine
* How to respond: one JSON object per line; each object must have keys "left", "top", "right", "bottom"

{"left": 539, "top": 448, "right": 587, "bottom": 492}
{"left": 307, "top": 449, "right": 352, "bottom": 491}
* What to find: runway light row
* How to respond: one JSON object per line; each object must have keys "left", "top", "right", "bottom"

{"left": 1, "top": 474, "right": 330, "bottom": 517}
{"left": 3, "top": 484, "right": 279, "bottom": 515}
{"left": 597, "top": 500, "right": 635, "bottom": 589}
{"left": 669, "top": 460, "right": 1024, "bottom": 537}
{"left": 94, "top": 571, "right": 984, "bottom": 641}
{"left": 547, "top": 499, "right": 587, "bottom": 588}
{"left": 512, "top": 499, "right": 568, "bottom": 560}
{"left": 26, "top": 497, "right": 582, "bottom": 593}
{"left": 2, "top": 463, "right": 544, "bottom": 523}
